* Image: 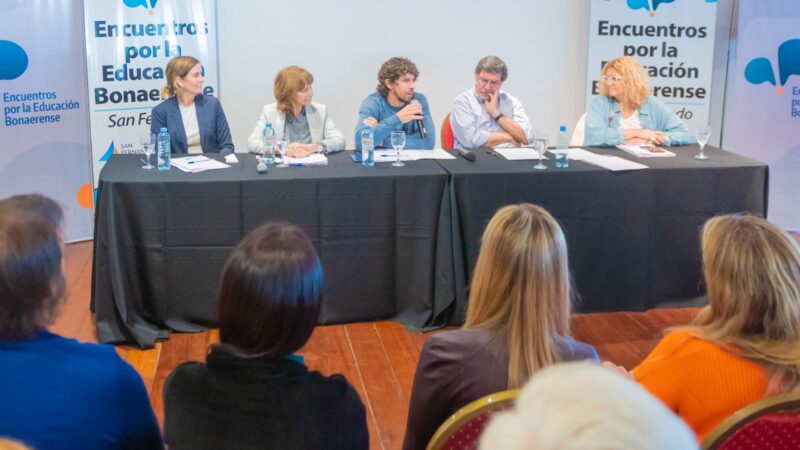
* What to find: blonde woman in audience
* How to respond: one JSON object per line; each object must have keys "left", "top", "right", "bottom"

{"left": 479, "top": 362, "right": 697, "bottom": 450}
{"left": 631, "top": 214, "right": 800, "bottom": 441}
{"left": 402, "top": 204, "right": 598, "bottom": 450}
{"left": 573, "top": 55, "right": 692, "bottom": 146}
{"left": 246, "top": 66, "right": 345, "bottom": 157}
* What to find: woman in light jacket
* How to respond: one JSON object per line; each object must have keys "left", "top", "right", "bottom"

{"left": 573, "top": 55, "right": 693, "bottom": 147}
{"left": 247, "top": 66, "right": 345, "bottom": 157}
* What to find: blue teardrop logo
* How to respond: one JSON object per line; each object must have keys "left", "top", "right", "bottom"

{"left": 0, "top": 40, "right": 28, "bottom": 80}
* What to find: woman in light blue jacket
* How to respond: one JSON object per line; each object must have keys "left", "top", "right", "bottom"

{"left": 575, "top": 56, "right": 694, "bottom": 147}
{"left": 247, "top": 66, "right": 345, "bottom": 157}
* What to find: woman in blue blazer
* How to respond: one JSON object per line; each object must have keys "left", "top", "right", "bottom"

{"left": 151, "top": 56, "right": 234, "bottom": 155}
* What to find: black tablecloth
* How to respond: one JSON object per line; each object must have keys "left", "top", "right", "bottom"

{"left": 438, "top": 145, "right": 768, "bottom": 320}
{"left": 93, "top": 146, "right": 767, "bottom": 347}
{"left": 92, "top": 153, "right": 455, "bottom": 347}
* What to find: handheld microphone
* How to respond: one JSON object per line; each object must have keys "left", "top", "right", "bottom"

{"left": 410, "top": 99, "right": 427, "bottom": 139}
{"left": 457, "top": 148, "right": 476, "bottom": 162}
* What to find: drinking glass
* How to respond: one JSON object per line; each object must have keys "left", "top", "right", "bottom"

{"left": 276, "top": 139, "right": 289, "bottom": 168}
{"left": 140, "top": 132, "right": 155, "bottom": 169}
{"left": 391, "top": 130, "right": 406, "bottom": 167}
{"left": 694, "top": 126, "right": 711, "bottom": 160}
{"left": 533, "top": 138, "right": 548, "bottom": 170}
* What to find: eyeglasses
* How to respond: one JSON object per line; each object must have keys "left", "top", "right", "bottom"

{"left": 477, "top": 77, "right": 501, "bottom": 87}
{"left": 602, "top": 75, "right": 624, "bottom": 83}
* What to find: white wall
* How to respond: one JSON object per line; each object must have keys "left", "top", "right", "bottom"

{"left": 216, "top": 1, "right": 591, "bottom": 149}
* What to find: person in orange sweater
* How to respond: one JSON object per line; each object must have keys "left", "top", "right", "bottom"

{"left": 632, "top": 214, "right": 800, "bottom": 441}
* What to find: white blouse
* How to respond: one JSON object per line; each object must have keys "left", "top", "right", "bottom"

{"left": 180, "top": 104, "right": 202, "bottom": 154}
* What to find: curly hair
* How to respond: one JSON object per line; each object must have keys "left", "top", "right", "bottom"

{"left": 376, "top": 57, "right": 419, "bottom": 98}
{"left": 598, "top": 56, "right": 650, "bottom": 107}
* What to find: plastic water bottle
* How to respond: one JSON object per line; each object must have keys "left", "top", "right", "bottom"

{"left": 262, "top": 122, "right": 275, "bottom": 165}
{"left": 555, "top": 125, "right": 569, "bottom": 168}
{"left": 157, "top": 127, "right": 171, "bottom": 171}
{"left": 361, "top": 125, "right": 375, "bottom": 168}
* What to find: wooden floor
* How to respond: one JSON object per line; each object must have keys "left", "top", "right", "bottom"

{"left": 57, "top": 241, "right": 702, "bottom": 450}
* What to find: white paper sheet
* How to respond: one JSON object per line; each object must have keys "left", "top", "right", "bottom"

{"left": 404, "top": 148, "right": 457, "bottom": 160}
{"left": 549, "top": 148, "right": 648, "bottom": 171}
{"left": 374, "top": 151, "right": 415, "bottom": 163}
{"left": 283, "top": 153, "right": 329, "bottom": 166}
{"left": 495, "top": 147, "right": 548, "bottom": 161}
{"left": 171, "top": 155, "right": 231, "bottom": 173}
{"left": 372, "top": 148, "right": 456, "bottom": 163}
{"left": 616, "top": 144, "right": 676, "bottom": 158}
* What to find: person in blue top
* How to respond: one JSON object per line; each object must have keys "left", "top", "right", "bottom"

{"left": 576, "top": 56, "right": 694, "bottom": 147}
{"left": 0, "top": 194, "right": 162, "bottom": 450}
{"left": 151, "top": 55, "right": 234, "bottom": 155}
{"left": 355, "top": 57, "right": 436, "bottom": 150}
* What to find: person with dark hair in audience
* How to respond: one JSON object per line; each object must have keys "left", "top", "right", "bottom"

{"left": 0, "top": 194, "right": 162, "bottom": 450}
{"left": 625, "top": 214, "right": 800, "bottom": 441}
{"left": 402, "top": 204, "right": 599, "bottom": 450}
{"left": 163, "top": 222, "right": 368, "bottom": 450}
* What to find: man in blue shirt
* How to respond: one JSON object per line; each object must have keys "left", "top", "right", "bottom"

{"left": 355, "top": 57, "right": 436, "bottom": 150}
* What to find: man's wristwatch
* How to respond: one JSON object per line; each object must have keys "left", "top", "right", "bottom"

{"left": 493, "top": 113, "right": 504, "bottom": 121}
{"left": 316, "top": 143, "right": 326, "bottom": 154}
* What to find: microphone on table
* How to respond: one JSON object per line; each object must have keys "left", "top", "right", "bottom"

{"left": 410, "top": 99, "right": 427, "bottom": 139}
{"left": 457, "top": 148, "right": 476, "bottom": 162}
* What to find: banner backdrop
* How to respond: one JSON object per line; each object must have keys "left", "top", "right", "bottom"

{"left": 722, "top": 2, "right": 800, "bottom": 229}
{"left": 0, "top": 0, "right": 94, "bottom": 241}
{"left": 586, "top": 0, "right": 719, "bottom": 132}
{"left": 83, "top": 0, "right": 218, "bottom": 183}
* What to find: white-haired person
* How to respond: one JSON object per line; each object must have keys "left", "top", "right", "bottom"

{"left": 480, "top": 362, "right": 697, "bottom": 450}
{"left": 402, "top": 204, "right": 598, "bottom": 450}
{"left": 572, "top": 55, "right": 693, "bottom": 147}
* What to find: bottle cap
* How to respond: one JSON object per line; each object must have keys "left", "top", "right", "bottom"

{"left": 160, "top": 127, "right": 167, "bottom": 132}
{"left": 559, "top": 125, "right": 567, "bottom": 132}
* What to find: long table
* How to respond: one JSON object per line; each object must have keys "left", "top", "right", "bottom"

{"left": 92, "top": 153, "right": 455, "bottom": 347}
{"left": 92, "top": 146, "right": 767, "bottom": 347}
{"left": 438, "top": 145, "right": 768, "bottom": 319}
